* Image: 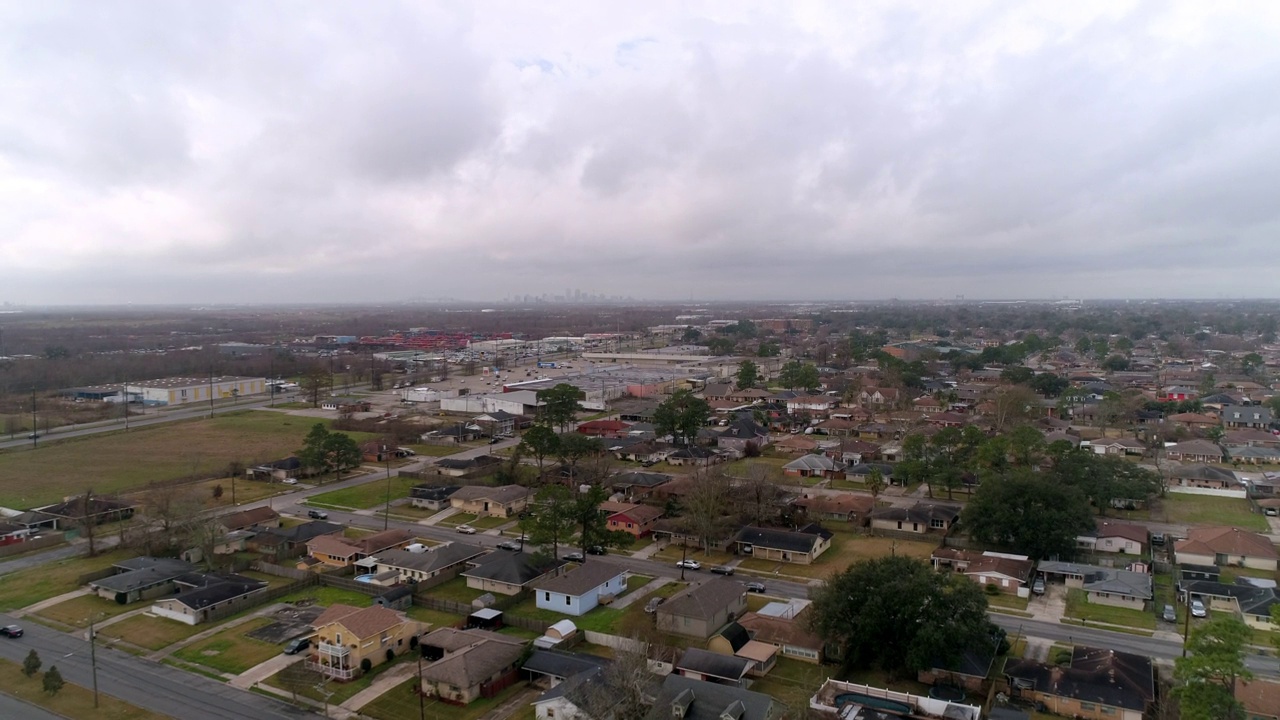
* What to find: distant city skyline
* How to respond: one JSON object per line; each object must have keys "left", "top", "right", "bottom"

{"left": 3, "top": 2, "right": 1280, "bottom": 304}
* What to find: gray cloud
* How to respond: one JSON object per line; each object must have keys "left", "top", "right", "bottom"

{"left": 2, "top": 1, "right": 1279, "bottom": 304}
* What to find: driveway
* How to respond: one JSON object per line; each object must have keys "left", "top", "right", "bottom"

{"left": 230, "top": 652, "right": 304, "bottom": 690}
{"left": 1026, "top": 582, "right": 1066, "bottom": 623}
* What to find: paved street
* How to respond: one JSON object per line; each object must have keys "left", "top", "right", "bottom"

{"left": 0, "top": 693, "right": 63, "bottom": 720}
{"left": 0, "top": 613, "right": 316, "bottom": 719}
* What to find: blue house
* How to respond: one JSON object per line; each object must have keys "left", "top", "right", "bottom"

{"left": 533, "top": 560, "right": 626, "bottom": 617}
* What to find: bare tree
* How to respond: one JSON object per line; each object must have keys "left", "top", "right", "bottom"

{"left": 734, "top": 463, "right": 786, "bottom": 527}
{"left": 682, "top": 468, "right": 734, "bottom": 554}
{"left": 74, "top": 489, "right": 99, "bottom": 557}
{"left": 564, "top": 640, "right": 660, "bottom": 720}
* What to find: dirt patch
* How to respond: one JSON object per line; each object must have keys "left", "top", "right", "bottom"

{"left": 245, "top": 605, "right": 324, "bottom": 644}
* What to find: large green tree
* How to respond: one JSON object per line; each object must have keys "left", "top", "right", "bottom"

{"left": 777, "top": 360, "right": 820, "bottom": 391}
{"left": 735, "top": 360, "right": 760, "bottom": 390}
{"left": 556, "top": 432, "right": 603, "bottom": 484}
{"left": 809, "top": 556, "right": 994, "bottom": 675}
{"left": 297, "top": 423, "right": 361, "bottom": 484}
{"left": 962, "top": 471, "right": 1095, "bottom": 559}
{"left": 569, "top": 484, "right": 633, "bottom": 556}
{"left": 653, "top": 389, "right": 711, "bottom": 446}
{"left": 518, "top": 424, "right": 561, "bottom": 481}
{"left": 519, "top": 484, "right": 575, "bottom": 558}
{"left": 537, "top": 383, "right": 584, "bottom": 432}
{"left": 1174, "top": 616, "right": 1253, "bottom": 720}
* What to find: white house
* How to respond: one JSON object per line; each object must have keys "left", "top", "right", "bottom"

{"left": 532, "top": 560, "right": 626, "bottom": 617}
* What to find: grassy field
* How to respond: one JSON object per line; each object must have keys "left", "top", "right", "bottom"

{"left": 1151, "top": 494, "right": 1268, "bottom": 532}
{"left": 306, "top": 476, "right": 421, "bottom": 510}
{"left": 1065, "top": 589, "right": 1156, "bottom": 630}
{"left": 737, "top": 533, "right": 937, "bottom": 580}
{"left": 986, "top": 592, "right": 1032, "bottom": 612}
{"left": 472, "top": 515, "right": 511, "bottom": 530}
{"left": 34, "top": 592, "right": 139, "bottom": 628}
{"left": 405, "top": 605, "right": 466, "bottom": 629}
{"left": 748, "top": 657, "right": 829, "bottom": 715}
{"left": 0, "top": 657, "right": 173, "bottom": 720}
{"left": 436, "top": 512, "right": 478, "bottom": 527}
{"left": 361, "top": 677, "right": 527, "bottom": 720}
{"left": 99, "top": 613, "right": 208, "bottom": 651}
{"left": 0, "top": 549, "right": 134, "bottom": 611}
{"left": 172, "top": 617, "right": 282, "bottom": 675}
{"left": 278, "top": 585, "right": 373, "bottom": 607}
{"left": 420, "top": 577, "right": 487, "bottom": 604}
{"left": 0, "top": 410, "right": 343, "bottom": 508}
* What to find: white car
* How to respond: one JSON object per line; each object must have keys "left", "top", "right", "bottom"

{"left": 282, "top": 478, "right": 298, "bottom": 485}
{"left": 675, "top": 560, "right": 701, "bottom": 570}
{"left": 456, "top": 524, "right": 477, "bottom": 535}
{"left": 1190, "top": 598, "right": 1207, "bottom": 618}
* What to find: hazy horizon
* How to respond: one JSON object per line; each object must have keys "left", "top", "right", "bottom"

{"left": 4, "top": 2, "right": 1280, "bottom": 304}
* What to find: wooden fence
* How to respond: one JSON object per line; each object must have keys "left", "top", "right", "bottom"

{"left": 205, "top": 574, "right": 318, "bottom": 623}
{"left": 251, "top": 561, "right": 313, "bottom": 581}
{"left": 0, "top": 533, "right": 66, "bottom": 558}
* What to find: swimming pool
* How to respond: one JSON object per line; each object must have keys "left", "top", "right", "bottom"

{"left": 354, "top": 574, "right": 377, "bottom": 583}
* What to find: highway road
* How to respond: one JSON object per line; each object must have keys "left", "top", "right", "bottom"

{"left": 0, "top": 614, "right": 315, "bottom": 719}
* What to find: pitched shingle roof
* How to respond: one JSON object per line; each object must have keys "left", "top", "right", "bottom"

{"left": 463, "top": 552, "right": 566, "bottom": 587}
{"left": 312, "top": 603, "right": 407, "bottom": 639}
{"left": 450, "top": 485, "right": 528, "bottom": 505}
{"left": 734, "top": 525, "right": 831, "bottom": 554}
{"left": 533, "top": 560, "right": 624, "bottom": 596}
{"left": 1176, "top": 526, "right": 1277, "bottom": 561}
{"left": 660, "top": 578, "right": 746, "bottom": 622}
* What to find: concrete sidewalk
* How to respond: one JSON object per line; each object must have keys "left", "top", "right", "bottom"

{"left": 340, "top": 662, "right": 417, "bottom": 712}
{"left": 613, "top": 576, "right": 672, "bottom": 609}
{"left": 422, "top": 507, "right": 460, "bottom": 526}
{"left": 14, "top": 588, "right": 91, "bottom": 618}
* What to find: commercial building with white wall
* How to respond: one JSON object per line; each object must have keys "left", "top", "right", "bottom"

{"left": 126, "top": 376, "right": 266, "bottom": 407}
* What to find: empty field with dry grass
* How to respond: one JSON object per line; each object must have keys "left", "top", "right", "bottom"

{"left": 0, "top": 410, "right": 365, "bottom": 508}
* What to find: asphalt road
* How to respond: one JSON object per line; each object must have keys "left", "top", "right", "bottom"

{"left": 0, "top": 615, "right": 316, "bottom": 719}
{"left": 0, "top": 692, "right": 63, "bottom": 720}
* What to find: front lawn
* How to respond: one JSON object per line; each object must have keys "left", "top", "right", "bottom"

{"left": 0, "top": 658, "right": 171, "bottom": 720}
{"left": 985, "top": 593, "right": 1031, "bottom": 612}
{"left": 0, "top": 549, "right": 135, "bottom": 612}
{"left": 361, "top": 677, "right": 528, "bottom": 720}
{"left": 472, "top": 515, "right": 512, "bottom": 530}
{"left": 436, "top": 512, "right": 478, "bottom": 527}
{"left": 420, "top": 577, "right": 487, "bottom": 604}
{"left": 99, "top": 613, "right": 208, "bottom": 650}
{"left": 305, "top": 476, "right": 422, "bottom": 510}
{"left": 504, "top": 597, "right": 625, "bottom": 634}
{"left": 173, "top": 617, "right": 282, "bottom": 675}
{"left": 34, "top": 593, "right": 138, "bottom": 628}
{"left": 737, "top": 532, "right": 938, "bottom": 581}
{"left": 1064, "top": 589, "right": 1155, "bottom": 630}
{"left": 651, "top": 545, "right": 735, "bottom": 565}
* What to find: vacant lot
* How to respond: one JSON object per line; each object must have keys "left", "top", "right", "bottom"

{"left": 173, "top": 617, "right": 281, "bottom": 675}
{"left": 35, "top": 592, "right": 138, "bottom": 628}
{"left": 100, "top": 613, "right": 208, "bottom": 651}
{"left": 307, "top": 475, "right": 420, "bottom": 510}
{"left": 0, "top": 549, "right": 134, "bottom": 611}
{"left": 738, "top": 532, "right": 937, "bottom": 580}
{"left": 0, "top": 411, "right": 344, "bottom": 508}
{"left": 1150, "top": 494, "right": 1268, "bottom": 532}
{"left": 0, "top": 658, "right": 171, "bottom": 720}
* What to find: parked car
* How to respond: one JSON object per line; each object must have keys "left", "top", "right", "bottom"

{"left": 282, "top": 478, "right": 298, "bottom": 485}
{"left": 744, "top": 582, "right": 766, "bottom": 593}
{"left": 283, "top": 637, "right": 311, "bottom": 655}
{"left": 710, "top": 565, "right": 735, "bottom": 576}
{"left": 1265, "top": 507, "right": 1279, "bottom": 517}
{"left": 675, "top": 560, "right": 701, "bottom": 570}
{"left": 455, "top": 524, "right": 477, "bottom": 535}
{"left": 496, "top": 540, "right": 521, "bottom": 551}
{"left": 307, "top": 509, "right": 328, "bottom": 520}
{"left": 1190, "top": 598, "right": 1207, "bottom": 618}
{"left": 564, "top": 552, "right": 585, "bottom": 562}
{"left": 586, "top": 545, "right": 607, "bottom": 556}
{"left": 1151, "top": 533, "right": 1166, "bottom": 546}
{"left": 489, "top": 438, "right": 502, "bottom": 445}
{"left": 1162, "top": 604, "right": 1177, "bottom": 623}
{"left": 644, "top": 597, "right": 666, "bottom": 614}
{"left": 0, "top": 625, "right": 23, "bottom": 638}
{"left": 1032, "top": 577, "right": 1046, "bottom": 595}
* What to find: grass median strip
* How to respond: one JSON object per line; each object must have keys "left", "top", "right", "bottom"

{"left": 0, "top": 657, "right": 173, "bottom": 720}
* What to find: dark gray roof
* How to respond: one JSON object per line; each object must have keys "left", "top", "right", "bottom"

{"left": 463, "top": 552, "right": 566, "bottom": 587}
{"left": 660, "top": 578, "right": 746, "bottom": 622}
{"left": 375, "top": 543, "right": 487, "bottom": 573}
{"left": 721, "top": 419, "right": 768, "bottom": 439}
{"left": 261, "top": 520, "right": 344, "bottom": 544}
{"left": 611, "top": 471, "right": 673, "bottom": 488}
{"left": 1184, "top": 579, "right": 1279, "bottom": 618}
{"left": 870, "top": 501, "right": 961, "bottom": 525}
{"left": 522, "top": 650, "right": 608, "bottom": 682}
{"left": 115, "top": 556, "right": 195, "bottom": 573}
{"left": 533, "top": 560, "right": 624, "bottom": 596}
{"left": 1004, "top": 647, "right": 1153, "bottom": 712}
{"left": 714, "top": 621, "right": 750, "bottom": 653}
{"left": 676, "top": 648, "right": 751, "bottom": 681}
{"left": 645, "top": 674, "right": 776, "bottom": 720}
{"left": 168, "top": 574, "right": 267, "bottom": 611}
{"left": 437, "top": 455, "right": 503, "bottom": 471}
{"left": 734, "top": 525, "right": 830, "bottom": 554}
{"left": 411, "top": 485, "right": 461, "bottom": 501}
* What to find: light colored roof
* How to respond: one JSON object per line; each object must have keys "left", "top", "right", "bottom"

{"left": 450, "top": 485, "right": 528, "bottom": 505}
{"left": 660, "top": 578, "right": 746, "bottom": 621}
{"left": 312, "top": 604, "right": 407, "bottom": 639}
{"left": 533, "top": 560, "right": 624, "bottom": 596}
{"left": 420, "top": 638, "right": 525, "bottom": 688}
{"left": 306, "top": 534, "right": 359, "bottom": 558}
{"left": 1176, "top": 526, "right": 1278, "bottom": 561}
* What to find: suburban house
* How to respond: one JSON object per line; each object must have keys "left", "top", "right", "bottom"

{"left": 308, "top": 604, "right": 425, "bottom": 681}
{"left": 1223, "top": 429, "right": 1280, "bottom": 450}
{"left": 790, "top": 492, "right": 874, "bottom": 526}
{"left": 609, "top": 471, "right": 673, "bottom": 501}
{"left": 418, "top": 628, "right": 526, "bottom": 705}
{"left": 218, "top": 506, "right": 280, "bottom": 533}
{"left": 1222, "top": 405, "right": 1274, "bottom": 429}
{"left": 249, "top": 520, "right": 344, "bottom": 560}
{"left": 462, "top": 552, "right": 568, "bottom": 596}
{"left": 1082, "top": 437, "right": 1146, "bottom": 456}
{"left": 1003, "top": 647, "right": 1154, "bottom": 720}
{"left": 647, "top": 675, "right": 779, "bottom": 720}
{"left": 474, "top": 411, "right": 519, "bottom": 437}
{"left": 434, "top": 455, "right": 503, "bottom": 477}
{"left": 533, "top": 560, "right": 626, "bottom": 617}
{"left": 609, "top": 439, "right": 673, "bottom": 464}
{"left": 919, "top": 646, "right": 1000, "bottom": 694}
{"left": 604, "top": 503, "right": 664, "bottom": 537}
{"left": 32, "top": 495, "right": 136, "bottom": 530}
{"left": 786, "top": 395, "right": 838, "bottom": 417}
{"left": 675, "top": 647, "right": 754, "bottom": 688}
{"left": 88, "top": 557, "right": 196, "bottom": 603}
{"left": 410, "top": 485, "right": 461, "bottom": 511}
{"left": 860, "top": 387, "right": 900, "bottom": 406}
{"left": 716, "top": 419, "right": 771, "bottom": 452}
{"left": 657, "top": 578, "right": 749, "bottom": 639}
{"left": 149, "top": 573, "right": 268, "bottom": 625}
{"left": 732, "top": 525, "right": 833, "bottom": 565}
{"left": 1164, "top": 439, "right": 1225, "bottom": 464}
{"left": 666, "top": 446, "right": 723, "bottom": 467}
{"left": 576, "top": 419, "right": 633, "bottom": 438}
{"left": 782, "top": 453, "right": 845, "bottom": 479}
{"left": 964, "top": 554, "right": 1036, "bottom": 595}
{"left": 373, "top": 543, "right": 487, "bottom": 584}
{"left": 522, "top": 649, "right": 607, "bottom": 690}
{"left": 1182, "top": 578, "right": 1279, "bottom": 629}
{"left": 1166, "top": 412, "right": 1220, "bottom": 431}
{"left": 1174, "top": 526, "right": 1279, "bottom": 571}
{"left": 247, "top": 456, "right": 304, "bottom": 482}
{"left": 1167, "top": 464, "right": 1239, "bottom": 493}
{"left": 1037, "top": 561, "right": 1153, "bottom": 609}
{"left": 773, "top": 434, "right": 820, "bottom": 454}
{"left": 734, "top": 607, "right": 824, "bottom": 664}
{"left": 1083, "top": 521, "right": 1149, "bottom": 555}
{"left": 449, "top": 485, "right": 530, "bottom": 518}
{"left": 869, "top": 502, "right": 961, "bottom": 534}
{"left": 304, "top": 529, "right": 416, "bottom": 569}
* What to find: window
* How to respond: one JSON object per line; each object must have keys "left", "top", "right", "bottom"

{"left": 1079, "top": 702, "right": 1095, "bottom": 711}
{"left": 565, "top": 596, "right": 571, "bottom": 606}
{"left": 545, "top": 592, "right": 550, "bottom": 601}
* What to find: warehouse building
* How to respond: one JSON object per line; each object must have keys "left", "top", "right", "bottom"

{"left": 68, "top": 376, "right": 266, "bottom": 406}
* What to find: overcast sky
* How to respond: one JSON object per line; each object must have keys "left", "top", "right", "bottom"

{"left": 2, "top": 1, "right": 1279, "bottom": 305}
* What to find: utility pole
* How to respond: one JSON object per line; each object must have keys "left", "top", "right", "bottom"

{"left": 122, "top": 378, "right": 129, "bottom": 431}
{"left": 208, "top": 367, "right": 215, "bottom": 418}
{"left": 88, "top": 614, "right": 100, "bottom": 708}
{"left": 383, "top": 450, "right": 392, "bottom": 531}
{"left": 417, "top": 653, "right": 425, "bottom": 720}
{"left": 30, "top": 387, "right": 37, "bottom": 448}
